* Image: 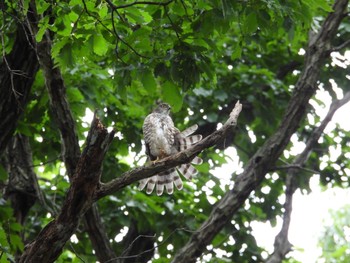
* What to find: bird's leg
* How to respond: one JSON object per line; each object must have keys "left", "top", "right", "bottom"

{"left": 152, "top": 150, "right": 167, "bottom": 164}
{"left": 152, "top": 156, "right": 160, "bottom": 165}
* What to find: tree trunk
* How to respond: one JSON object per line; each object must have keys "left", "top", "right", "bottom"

{"left": 19, "top": 116, "right": 115, "bottom": 262}
{"left": 0, "top": 26, "right": 39, "bottom": 155}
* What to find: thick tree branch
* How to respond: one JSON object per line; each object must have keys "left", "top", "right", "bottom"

{"left": 95, "top": 101, "right": 243, "bottom": 200}
{"left": 84, "top": 204, "right": 118, "bottom": 263}
{"left": 170, "top": 1, "right": 349, "bottom": 262}
{"left": 25, "top": 1, "right": 118, "bottom": 261}
{"left": 26, "top": 13, "right": 80, "bottom": 178}
{"left": 19, "top": 115, "right": 115, "bottom": 263}
{"left": 267, "top": 90, "right": 350, "bottom": 263}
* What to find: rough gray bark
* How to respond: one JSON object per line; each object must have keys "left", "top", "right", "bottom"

{"left": 267, "top": 91, "right": 350, "bottom": 263}
{"left": 170, "top": 0, "right": 349, "bottom": 262}
{"left": 2, "top": 134, "right": 44, "bottom": 224}
{"left": 84, "top": 204, "right": 118, "bottom": 263}
{"left": 19, "top": 115, "right": 115, "bottom": 263}
{"left": 26, "top": 11, "right": 80, "bottom": 178}
{"left": 0, "top": 25, "right": 39, "bottom": 155}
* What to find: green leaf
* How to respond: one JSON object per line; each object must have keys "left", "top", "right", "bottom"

{"left": 36, "top": 16, "right": 50, "bottom": 42}
{"left": 0, "top": 165, "right": 7, "bottom": 181}
{"left": 140, "top": 70, "right": 157, "bottom": 93}
{"left": 68, "top": 10, "right": 79, "bottom": 22}
{"left": 52, "top": 38, "right": 69, "bottom": 60}
{"left": 92, "top": 34, "right": 108, "bottom": 56}
{"left": 36, "top": 1, "right": 50, "bottom": 15}
{"left": 60, "top": 43, "right": 74, "bottom": 68}
{"left": 306, "top": 0, "right": 333, "bottom": 12}
{"left": 9, "top": 223, "right": 22, "bottom": 232}
{"left": 98, "top": 4, "right": 108, "bottom": 18}
{"left": 10, "top": 234, "right": 24, "bottom": 251}
{"left": 162, "top": 81, "right": 183, "bottom": 112}
{"left": 244, "top": 12, "right": 258, "bottom": 34}
{"left": 67, "top": 88, "right": 84, "bottom": 102}
{"left": 232, "top": 44, "right": 242, "bottom": 60}
{"left": 0, "top": 226, "right": 10, "bottom": 249}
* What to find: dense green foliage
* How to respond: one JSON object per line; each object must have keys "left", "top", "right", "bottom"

{"left": 0, "top": 0, "right": 349, "bottom": 262}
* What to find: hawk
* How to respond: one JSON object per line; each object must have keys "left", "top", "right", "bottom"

{"left": 139, "top": 103, "right": 202, "bottom": 195}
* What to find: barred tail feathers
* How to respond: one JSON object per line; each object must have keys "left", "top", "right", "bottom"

{"left": 156, "top": 170, "right": 172, "bottom": 196}
{"left": 145, "top": 176, "right": 157, "bottom": 194}
{"left": 191, "top": 156, "right": 203, "bottom": 165}
{"left": 138, "top": 178, "right": 148, "bottom": 191}
{"left": 142, "top": 169, "right": 182, "bottom": 195}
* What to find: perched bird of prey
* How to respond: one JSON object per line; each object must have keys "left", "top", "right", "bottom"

{"left": 139, "top": 103, "right": 202, "bottom": 195}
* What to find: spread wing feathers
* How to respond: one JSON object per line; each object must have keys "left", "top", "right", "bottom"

{"left": 177, "top": 163, "right": 198, "bottom": 180}
{"left": 177, "top": 135, "right": 202, "bottom": 151}
{"left": 180, "top": 124, "right": 199, "bottom": 137}
{"left": 177, "top": 124, "right": 202, "bottom": 151}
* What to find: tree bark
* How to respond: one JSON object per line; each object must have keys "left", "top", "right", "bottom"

{"left": 2, "top": 134, "right": 44, "bottom": 225}
{"left": 0, "top": 26, "right": 39, "bottom": 155}
{"left": 84, "top": 204, "right": 118, "bottom": 263}
{"left": 171, "top": 0, "right": 349, "bottom": 262}
{"left": 19, "top": 115, "right": 115, "bottom": 263}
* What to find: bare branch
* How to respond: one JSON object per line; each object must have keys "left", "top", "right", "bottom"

{"left": 267, "top": 90, "right": 350, "bottom": 263}
{"left": 272, "top": 164, "right": 320, "bottom": 174}
{"left": 95, "top": 101, "right": 243, "bottom": 200}
{"left": 105, "top": 0, "right": 173, "bottom": 10}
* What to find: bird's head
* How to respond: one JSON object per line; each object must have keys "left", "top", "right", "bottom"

{"left": 154, "top": 103, "right": 171, "bottom": 115}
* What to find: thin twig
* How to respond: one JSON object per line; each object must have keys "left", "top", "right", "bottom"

{"left": 272, "top": 164, "right": 320, "bottom": 174}
{"left": 101, "top": 0, "right": 150, "bottom": 59}
{"left": 164, "top": 5, "right": 181, "bottom": 40}
{"left": 105, "top": 0, "right": 173, "bottom": 10}
{"left": 332, "top": 38, "right": 350, "bottom": 52}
